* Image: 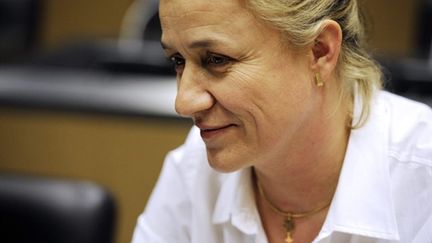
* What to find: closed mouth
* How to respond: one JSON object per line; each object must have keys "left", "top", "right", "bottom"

{"left": 200, "top": 124, "right": 235, "bottom": 132}
{"left": 198, "top": 124, "right": 236, "bottom": 140}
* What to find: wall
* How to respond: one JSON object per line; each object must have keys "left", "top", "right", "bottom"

{"left": 39, "top": 0, "right": 134, "bottom": 48}
{"left": 363, "top": 0, "right": 418, "bottom": 56}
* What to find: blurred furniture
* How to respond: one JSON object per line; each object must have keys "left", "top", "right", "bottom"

{"left": 30, "top": 0, "right": 171, "bottom": 75}
{"left": 0, "top": 0, "right": 178, "bottom": 116}
{"left": 0, "top": 173, "right": 116, "bottom": 243}
{"left": 0, "top": 66, "right": 178, "bottom": 116}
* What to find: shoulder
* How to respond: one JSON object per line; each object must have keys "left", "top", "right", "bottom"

{"left": 377, "top": 91, "right": 432, "bottom": 166}
{"left": 368, "top": 92, "right": 432, "bottom": 241}
{"left": 378, "top": 91, "right": 432, "bottom": 129}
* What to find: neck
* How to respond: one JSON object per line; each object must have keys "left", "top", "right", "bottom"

{"left": 253, "top": 86, "right": 351, "bottom": 213}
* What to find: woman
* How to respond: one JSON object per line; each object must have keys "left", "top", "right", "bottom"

{"left": 132, "top": 0, "right": 432, "bottom": 242}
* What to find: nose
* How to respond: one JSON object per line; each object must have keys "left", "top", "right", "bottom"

{"left": 175, "top": 65, "right": 215, "bottom": 117}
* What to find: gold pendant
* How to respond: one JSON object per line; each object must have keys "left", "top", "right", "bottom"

{"left": 284, "top": 232, "right": 294, "bottom": 243}
{"left": 283, "top": 216, "right": 295, "bottom": 243}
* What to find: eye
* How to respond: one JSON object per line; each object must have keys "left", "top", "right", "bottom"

{"left": 205, "top": 53, "right": 232, "bottom": 67}
{"left": 169, "top": 54, "right": 185, "bottom": 73}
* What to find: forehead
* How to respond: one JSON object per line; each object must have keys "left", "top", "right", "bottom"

{"left": 159, "top": 0, "right": 274, "bottom": 47}
{"left": 159, "top": 0, "right": 247, "bottom": 21}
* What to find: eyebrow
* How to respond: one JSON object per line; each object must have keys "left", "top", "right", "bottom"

{"left": 188, "top": 40, "right": 214, "bottom": 49}
{"left": 161, "top": 39, "right": 217, "bottom": 51}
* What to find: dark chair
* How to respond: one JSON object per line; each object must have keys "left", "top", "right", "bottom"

{"left": 0, "top": 173, "right": 116, "bottom": 243}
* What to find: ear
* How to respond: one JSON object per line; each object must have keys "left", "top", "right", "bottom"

{"left": 310, "top": 20, "right": 342, "bottom": 81}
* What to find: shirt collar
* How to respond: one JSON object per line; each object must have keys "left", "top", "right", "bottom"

{"left": 212, "top": 168, "right": 261, "bottom": 235}
{"left": 317, "top": 91, "right": 400, "bottom": 241}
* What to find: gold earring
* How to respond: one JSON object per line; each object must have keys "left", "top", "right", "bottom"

{"left": 315, "top": 73, "right": 324, "bottom": 87}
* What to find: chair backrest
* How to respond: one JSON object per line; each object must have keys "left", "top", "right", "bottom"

{"left": 0, "top": 173, "right": 116, "bottom": 243}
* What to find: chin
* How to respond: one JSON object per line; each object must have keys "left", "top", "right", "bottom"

{"left": 206, "top": 150, "right": 247, "bottom": 173}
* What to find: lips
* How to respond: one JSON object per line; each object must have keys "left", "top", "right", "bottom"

{"left": 200, "top": 124, "right": 232, "bottom": 132}
{"left": 198, "top": 124, "right": 236, "bottom": 140}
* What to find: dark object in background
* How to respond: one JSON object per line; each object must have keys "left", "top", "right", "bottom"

{"left": 415, "top": 0, "right": 432, "bottom": 59}
{"left": 0, "top": 0, "right": 41, "bottom": 63}
{"left": 0, "top": 173, "right": 116, "bottom": 243}
{"left": 381, "top": 0, "right": 432, "bottom": 93}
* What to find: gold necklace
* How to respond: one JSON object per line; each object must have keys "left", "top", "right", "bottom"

{"left": 256, "top": 179, "right": 331, "bottom": 243}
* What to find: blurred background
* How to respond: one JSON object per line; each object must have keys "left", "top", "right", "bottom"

{"left": 0, "top": 0, "right": 431, "bottom": 243}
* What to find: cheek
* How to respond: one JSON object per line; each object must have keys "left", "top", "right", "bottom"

{"left": 266, "top": 56, "right": 314, "bottom": 111}
{"left": 213, "top": 65, "right": 265, "bottom": 110}
{"left": 212, "top": 60, "right": 313, "bottom": 129}
{"left": 212, "top": 62, "right": 308, "bottom": 127}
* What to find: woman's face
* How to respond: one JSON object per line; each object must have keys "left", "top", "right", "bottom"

{"left": 160, "top": 0, "right": 322, "bottom": 172}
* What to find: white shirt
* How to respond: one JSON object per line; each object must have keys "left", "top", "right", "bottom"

{"left": 131, "top": 91, "right": 432, "bottom": 243}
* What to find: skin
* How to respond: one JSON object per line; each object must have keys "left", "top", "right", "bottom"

{"left": 160, "top": 0, "right": 350, "bottom": 242}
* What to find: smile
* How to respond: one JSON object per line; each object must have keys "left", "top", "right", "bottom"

{"left": 199, "top": 124, "right": 236, "bottom": 140}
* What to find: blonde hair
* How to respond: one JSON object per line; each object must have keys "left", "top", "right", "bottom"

{"left": 245, "top": 0, "right": 382, "bottom": 127}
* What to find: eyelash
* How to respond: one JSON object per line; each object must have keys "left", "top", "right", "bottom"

{"left": 170, "top": 55, "right": 185, "bottom": 72}
{"left": 168, "top": 53, "right": 233, "bottom": 73}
